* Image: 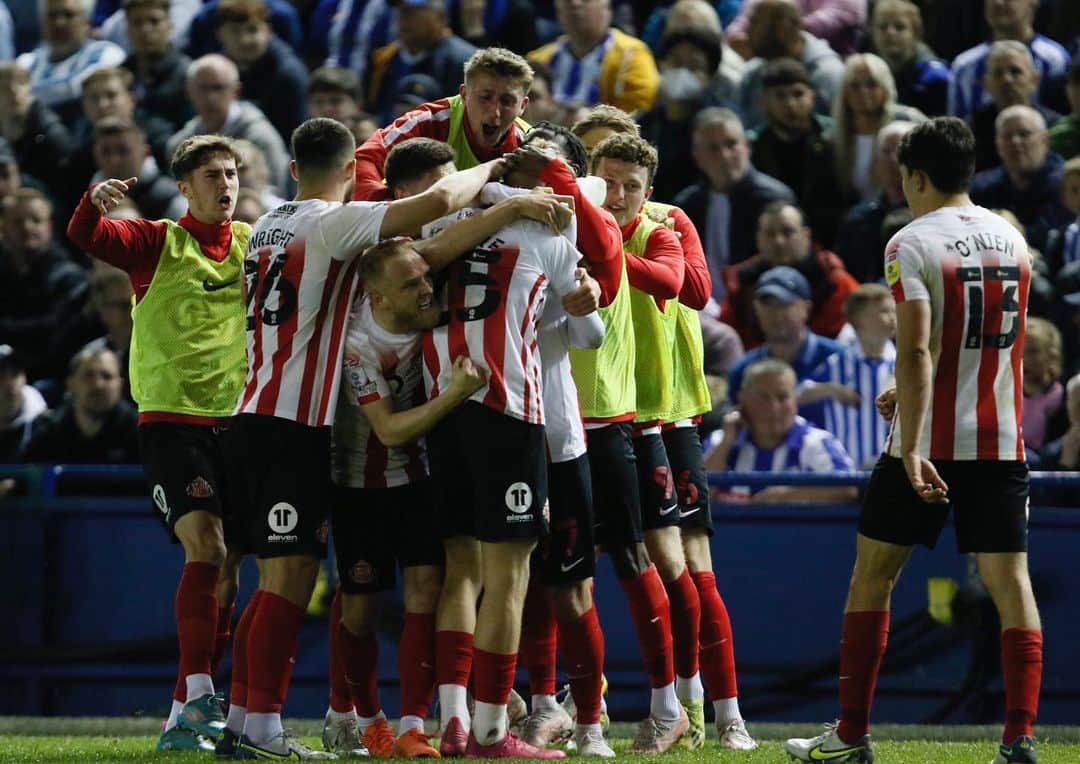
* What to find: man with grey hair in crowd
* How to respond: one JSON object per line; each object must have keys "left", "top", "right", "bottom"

{"left": 972, "top": 40, "right": 1062, "bottom": 171}
{"left": 166, "top": 53, "right": 291, "bottom": 192}
{"left": 971, "top": 103, "right": 1071, "bottom": 252}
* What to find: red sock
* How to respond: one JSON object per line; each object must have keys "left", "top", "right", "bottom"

{"left": 399, "top": 612, "right": 437, "bottom": 719}
{"left": 473, "top": 649, "right": 518, "bottom": 705}
{"left": 619, "top": 565, "right": 674, "bottom": 688}
{"left": 521, "top": 580, "right": 558, "bottom": 696}
{"left": 172, "top": 676, "right": 185, "bottom": 704}
{"left": 176, "top": 562, "right": 220, "bottom": 690}
{"left": 340, "top": 623, "right": 381, "bottom": 717}
{"left": 663, "top": 569, "right": 701, "bottom": 680}
{"left": 1001, "top": 628, "right": 1042, "bottom": 743}
{"left": 328, "top": 589, "right": 352, "bottom": 713}
{"left": 212, "top": 603, "right": 235, "bottom": 676}
{"left": 692, "top": 571, "right": 739, "bottom": 699}
{"left": 557, "top": 605, "right": 604, "bottom": 725}
{"left": 836, "top": 611, "right": 889, "bottom": 744}
{"left": 436, "top": 630, "right": 474, "bottom": 688}
{"left": 230, "top": 590, "right": 263, "bottom": 709}
{"left": 246, "top": 592, "right": 305, "bottom": 714}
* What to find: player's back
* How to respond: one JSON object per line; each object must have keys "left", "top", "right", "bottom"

{"left": 422, "top": 213, "right": 580, "bottom": 425}
{"left": 236, "top": 198, "right": 388, "bottom": 426}
{"left": 885, "top": 204, "right": 1030, "bottom": 461}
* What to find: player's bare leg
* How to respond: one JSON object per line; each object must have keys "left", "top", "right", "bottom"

{"left": 393, "top": 565, "right": 443, "bottom": 758}
{"left": 436, "top": 536, "right": 481, "bottom": 754}
{"left": 212, "top": 546, "right": 242, "bottom": 673}
{"left": 164, "top": 510, "right": 228, "bottom": 748}
{"left": 787, "top": 534, "right": 911, "bottom": 762}
{"left": 681, "top": 529, "right": 756, "bottom": 750}
{"left": 977, "top": 553, "right": 1042, "bottom": 762}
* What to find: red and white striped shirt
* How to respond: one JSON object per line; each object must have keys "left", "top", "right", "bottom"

{"left": 885, "top": 205, "right": 1030, "bottom": 461}
{"left": 235, "top": 199, "right": 389, "bottom": 426}
{"left": 332, "top": 297, "right": 428, "bottom": 488}
{"left": 421, "top": 211, "right": 582, "bottom": 425}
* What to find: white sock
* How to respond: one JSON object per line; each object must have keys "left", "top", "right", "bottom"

{"left": 326, "top": 707, "right": 356, "bottom": 724}
{"left": 532, "top": 693, "right": 560, "bottom": 712}
{"left": 226, "top": 704, "right": 247, "bottom": 735}
{"left": 185, "top": 673, "right": 214, "bottom": 701}
{"left": 676, "top": 672, "right": 705, "bottom": 702}
{"left": 650, "top": 682, "right": 680, "bottom": 721}
{"left": 472, "top": 701, "right": 508, "bottom": 745}
{"left": 575, "top": 722, "right": 603, "bottom": 737}
{"left": 165, "top": 700, "right": 184, "bottom": 731}
{"left": 399, "top": 714, "right": 425, "bottom": 734}
{"left": 713, "top": 697, "right": 741, "bottom": 725}
{"left": 358, "top": 710, "right": 387, "bottom": 733}
{"left": 244, "top": 712, "right": 283, "bottom": 746}
{"left": 439, "top": 684, "right": 470, "bottom": 730}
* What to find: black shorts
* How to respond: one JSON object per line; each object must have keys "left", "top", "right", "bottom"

{"left": 331, "top": 479, "right": 444, "bottom": 594}
{"left": 634, "top": 431, "right": 680, "bottom": 532}
{"left": 535, "top": 455, "right": 596, "bottom": 586}
{"left": 224, "top": 414, "right": 332, "bottom": 559}
{"left": 859, "top": 455, "right": 1029, "bottom": 553}
{"left": 138, "top": 422, "right": 244, "bottom": 547}
{"left": 587, "top": 423, "right": 643, "bottom": 547}
{"left": 427, "top": 402, "right": 548, "bottom": 543}
{"left": 663, "top": 426, "right": 712, "bottom": 535}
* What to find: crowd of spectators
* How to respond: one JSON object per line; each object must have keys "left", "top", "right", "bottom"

{"left": 1, "top": 0, "right": 1079, "bottom": 498}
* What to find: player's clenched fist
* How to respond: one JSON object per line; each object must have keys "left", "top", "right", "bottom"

{"left": 90, "top": 177, "right": 139, "bottom": 214}
{"left": 875, "top": 388, "right": 896, "bottom": 422}
{"left": 450, "top": 355, "right": 487, "bottom": 398}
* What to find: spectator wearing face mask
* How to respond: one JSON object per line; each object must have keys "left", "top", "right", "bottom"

{"left": 639, "top": 26, "right": 728, "bottom": 203}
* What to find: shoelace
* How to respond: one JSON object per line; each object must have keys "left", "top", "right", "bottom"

{"left": 720, "top": 718, "right": 753, "bottom": 742}
{"left": 332, "top": 718, "right": 362, "bottom": 748}
{"left": 365, "top": 722, "right": 396, "bottom": 752}
{"left": 633, "top": 717, "right": 660, "bottom": 747}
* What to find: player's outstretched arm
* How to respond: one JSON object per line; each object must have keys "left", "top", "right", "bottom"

{"left": 380, "top": 159, "right": 507, "bottom": 239}
{"left": 414, "top": 192, "right": 573, "bottom": 271}
{"left": 894, "top": 299, "right": 948, "bottom": 503}
{"left": 67, "top": 178, "right": 168, "bottom": 271}
{"left": 361, "top": 357, "right": 486, "bottom": 447}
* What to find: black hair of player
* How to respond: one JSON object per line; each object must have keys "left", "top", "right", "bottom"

{"left": 896, "top": 117, "right": 975, "bottom": 194}
{"left": 384, "top": 137, "right": 457, "bottom": 191}
{"left": 290, "top": 118, "right": 356, "bottom": 180}
{"left": 523, "top": 121, "right": 588, "bottom": 178}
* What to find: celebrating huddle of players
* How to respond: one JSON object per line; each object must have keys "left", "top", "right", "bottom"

{"left": 69, "top": 44, "right": 1044, "bottom": 764}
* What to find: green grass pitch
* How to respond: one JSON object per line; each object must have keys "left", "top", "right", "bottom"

{"left": 3, "top": 720, "right": 1080, "bottom": 763}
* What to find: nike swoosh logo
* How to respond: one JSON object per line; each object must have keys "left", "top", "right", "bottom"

{"left": 679, "top": 507, "right": 701, "bottom": 519}
{"left": 659, "top": 504, "right": 678, "bottom": 516}
{"left": 203, "top": 278, "right": 238, "bottom": 292}
{"left": 561, "top": 558, "right": 584, "bottom": 573}
{"left": 809, "top": 745, "right": 865, "bottom": 761}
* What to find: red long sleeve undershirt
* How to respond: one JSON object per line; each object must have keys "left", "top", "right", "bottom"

{"left": 352, "top": 98, "right": 525, "bottom": 202}
{"left": 66, "top": 188, "right": 239, "bottom": 427}
{"left": 668, "top": 207, "right": 710, "bottom": 310}
{"left": 538, "top": 159, "right": 623, "bottom": 308}
{"left": 621, "top": 216, "right": 684, "bottom": 309}
{"left": 67, "top": 188, "right": 235, "bottom": 302}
